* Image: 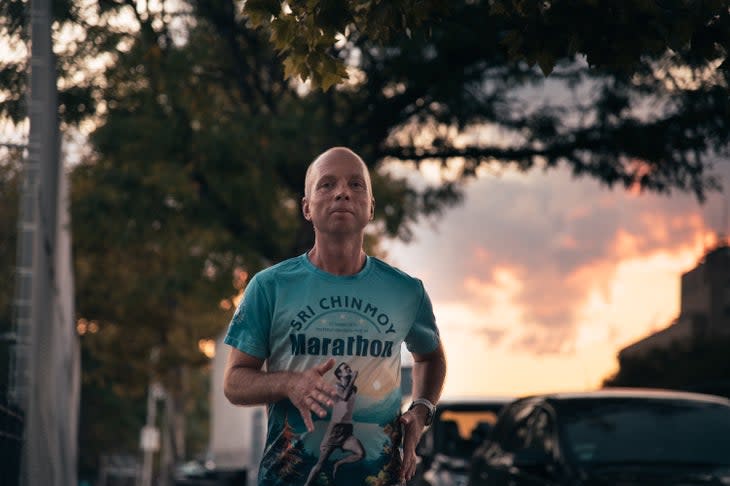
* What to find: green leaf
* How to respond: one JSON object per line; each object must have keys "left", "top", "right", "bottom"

{"left": 320, "top": 60, "right": 348, "bottom": 90}
{"left": 270, "top": 16, "right": 299, "bottom": 51}
{"left": 282, "top": 55, "right": 307, "bottom": 80}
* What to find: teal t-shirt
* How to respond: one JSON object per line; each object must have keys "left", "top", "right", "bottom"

{"left": 224, "top": 253, "right": 440, "bottom": 486}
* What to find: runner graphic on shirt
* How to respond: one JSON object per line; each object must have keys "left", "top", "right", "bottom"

{"left": 304, "top": 362, "right": 365, "bottom": 485}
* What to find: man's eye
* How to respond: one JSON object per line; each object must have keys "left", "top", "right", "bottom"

{"left": 351, "top": 181, "right": 365, "bottom": 190}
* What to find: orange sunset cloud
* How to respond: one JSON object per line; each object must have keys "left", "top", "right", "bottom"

{"left": 384, "top": 161, "right": 729, "bottom": 397}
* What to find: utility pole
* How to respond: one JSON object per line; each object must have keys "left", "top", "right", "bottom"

{"left": 10, "top": 0, "right": 79, "bottom": 484}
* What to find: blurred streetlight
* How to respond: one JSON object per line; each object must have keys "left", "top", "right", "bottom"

{"left": 198, "top": 339, "right": 215, "bottom": 359}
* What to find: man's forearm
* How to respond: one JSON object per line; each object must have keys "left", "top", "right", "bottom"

{"left": 224, "top": 366, "right": 294, "bottom": 406}
{"left": 411, "top": 342, "right": 447, "bottom": 404}
{"left": 399, "top": 342, "right": 447, "bottom": 483}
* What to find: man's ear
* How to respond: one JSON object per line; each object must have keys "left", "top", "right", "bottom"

{"left": 302, "top": 197, "right": 311, "bottom": 221}
{"left": 370, "top": 198, "right": 375, "bottom": 220}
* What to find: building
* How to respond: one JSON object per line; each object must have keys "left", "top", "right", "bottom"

{"left": 620, "top": 240, "right": 730, "bottom": 360}
{"left": 207, "top": 333, "right": 266, "bottom": 486}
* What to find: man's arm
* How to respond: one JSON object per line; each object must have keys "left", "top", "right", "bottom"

{"left": 223, "top": 347, "right": 338, "bottom": 431}
{"left": 399, "top": 342, "right": 447, "bottom": 482}
{"left": 410, "top": 343, "right": 446, "bottom": 406}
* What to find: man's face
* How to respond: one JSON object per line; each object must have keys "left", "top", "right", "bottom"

{"left": 302, "top": 150, "right": 374, "bottom": 236}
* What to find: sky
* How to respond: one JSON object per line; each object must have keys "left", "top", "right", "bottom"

{"left": 383, "top": 159, "right": 730, "bottom": 399}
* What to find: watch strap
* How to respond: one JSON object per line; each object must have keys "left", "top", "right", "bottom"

{"left": 409, "top": 398, "right": 437, "bottom": 426}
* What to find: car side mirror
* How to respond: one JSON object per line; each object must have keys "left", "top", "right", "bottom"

{"left": 513, "top": 447, "right": 551, "bottom": 469}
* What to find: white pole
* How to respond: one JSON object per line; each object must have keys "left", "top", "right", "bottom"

{"left": 139, "top": 382, "right": 160, "bottom": 486}
{"left": 140, "top": 348, "right": 162, "bottom": 486}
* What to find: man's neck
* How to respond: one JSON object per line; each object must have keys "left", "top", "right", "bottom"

{"left": 308, "top": 238, "right": 366, "bottom": 276}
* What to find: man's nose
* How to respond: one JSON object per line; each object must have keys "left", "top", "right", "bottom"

{"left": 334, "top": 183, "right": 351, "bottom": 199}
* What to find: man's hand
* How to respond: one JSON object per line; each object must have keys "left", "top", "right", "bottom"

{"left": 288, "top": 358, "right": 338, "bottom": 432}
{"left": 398, "top": 405, "right": 429, "bottom": 483}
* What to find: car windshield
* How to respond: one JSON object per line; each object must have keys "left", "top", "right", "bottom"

{"left": 559, "top": 398, "right": 730, "bottom": 466}
{"left": 434, "top": 407, "right": 502, "bottom": 458}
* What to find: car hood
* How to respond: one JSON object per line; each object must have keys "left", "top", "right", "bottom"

{"left": 579, "top": 463, "right": 730, "bottom": 486}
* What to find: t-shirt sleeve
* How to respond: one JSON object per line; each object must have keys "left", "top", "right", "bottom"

{"left": 404, "top": 280, "right": 440, "bottom": 354}
{"left": 223, "top": 273, "right": 271, "bottom": 359}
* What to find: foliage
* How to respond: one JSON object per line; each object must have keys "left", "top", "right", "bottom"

{"left": 245, "top": 0, "right": 730, "bottom": 88}
{"left": 489, "top": 0, "right": 730, "bottom": 77}
{"left": 346, "top": 1, "right": 729, "bottom": 201}
{"left": 245, "top": 0, "right": 449, "bottom": 90}
{"left": 245, "top": 0, "right": 730, "bottom": 199}
{"left": 2, "top": 0, "right": 730, "bottom": 480}
{"left": 77, "top": 344, "right": 146, "bottom": 480}
{"left": 20, "top": 0, "right": 460, "bottom": 477}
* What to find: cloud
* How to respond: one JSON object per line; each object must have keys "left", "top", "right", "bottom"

{"left": 385, "top": 160, "right": 730, "bottom": 356}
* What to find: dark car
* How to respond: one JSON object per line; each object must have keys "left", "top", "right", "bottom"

{"left": 468, "top": 388, "right": 730, "bottom": 486}
{"left": 410, "top": 396, "right": 514, "bottom": 486}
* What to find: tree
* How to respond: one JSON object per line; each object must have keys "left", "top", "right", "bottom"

{"left": 244, "top": 0, "right": 450, "bottom": 90}
{"left": 2, "top": 0, "right": 730, "bottom": 481}
{"left": 3, "top": 1, "right": 728, "bottom": 201}
{"left": 245, "top": 0, "right": 730, "bottom": 89}
{"left": 330, "top": 1, "right": 730, "bottom": 201}
{"left": 62, "top": 1, "right": 461, "bottom": 480}
{"left": 246, "top": 0, "right": 730, "bottom": 201}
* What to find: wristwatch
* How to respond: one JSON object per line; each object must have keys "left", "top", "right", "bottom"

{"left": 408, "top": 398, "right": 437, "bottom": 426}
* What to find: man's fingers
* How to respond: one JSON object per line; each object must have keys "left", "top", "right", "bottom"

{"left": 292, "top": 360, "right": 340, "bottom": 432}
{"left": 400, "top": 412, "right": 420, "bottom": 449}
{"left": 399, "top": 454, "right": 415, "bottom": 482}
{"left": 297, "top": 404, "right": 314, "bottom": 432}
{"left": 405, "top": 461, "right": 415, "bottom": 480}
{"left": 304, "top": 394, "right": 329, "bottom": 418}
{"left": 312, "top": 391, "right": 333, "bottom": 408}
{"left": 311, "top": 359, "right": 337, "bottom": 398}
{"left": 297, "top": 391, "right": 333, "bottom": 431}
{"left": 307, "top": 382, "right": 335, "bottom": 405}
{"left": 398, "top": 414, "right": 423, "bottom": 483}
{"left": 315, "top": 357, "right": 336, "bottom": 375}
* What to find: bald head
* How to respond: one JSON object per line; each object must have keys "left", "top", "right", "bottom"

{"left": 304, "top": 147, "right": 373, "bottom": 199}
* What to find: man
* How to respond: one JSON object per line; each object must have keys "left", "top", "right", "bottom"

{"left": 223, "top": 147, "right": 447, "bottom": 485}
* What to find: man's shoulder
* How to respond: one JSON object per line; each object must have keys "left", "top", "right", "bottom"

{"left": 252, "top": 254, "right": 307, "bottom": 282}
{"left": 369, "top": 256, "right": 423, "bottom": 287}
